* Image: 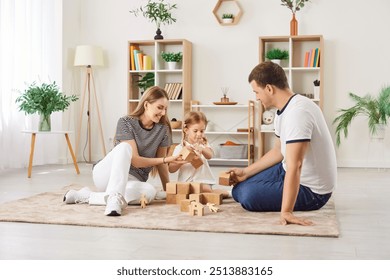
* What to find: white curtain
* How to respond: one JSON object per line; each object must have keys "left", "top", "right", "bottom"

{"left": 0, "top": 0, "right": 62, "bottom": 170}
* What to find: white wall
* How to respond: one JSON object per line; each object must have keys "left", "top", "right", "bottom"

{"left": 62, "top": 0, "right": 390, "bottom": 168}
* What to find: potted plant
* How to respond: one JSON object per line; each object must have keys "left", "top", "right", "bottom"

{"left": 134, "top": 72, "right": 155, "bottom": 94}
{"left": 333, "top": 86, "right": 390, "bottom": 146}
{"left": 15, "top": 81, "right": 78, "bottom": 131}
{"left": 161, "top": 51, "right": 182, "bottom": 69}
{"left": 265, "top": 48, "right": 289, "bottom": 65}
{"left": 222, "top": 13, "right": 234, "bottom": 24}
{"left": 129, "top": 0, "right": 177, "bottom": 40}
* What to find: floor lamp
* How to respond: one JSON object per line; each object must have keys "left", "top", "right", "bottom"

{"left": 74, "top": 45, "right": 106, "bottom": 163}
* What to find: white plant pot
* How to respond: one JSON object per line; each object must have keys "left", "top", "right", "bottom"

{"left": 167, "top": 61, "right": 179, "bottom": 70}
{"left": 222, "top": 18, "right": 233, "bottom": 24}
{"left": 270, "top": 59, "right": 281, "bottom": 66}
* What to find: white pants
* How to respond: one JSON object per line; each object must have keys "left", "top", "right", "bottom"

{"left": 91, "top": 142, "right": 157, "bottom": 205}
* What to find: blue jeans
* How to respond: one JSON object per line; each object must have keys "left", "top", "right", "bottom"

{"left": 232, "top": 163, "right": 331, "bottom": 212}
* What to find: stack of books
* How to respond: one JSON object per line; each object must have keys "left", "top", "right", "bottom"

{"left": 303, "top": 48, "right": 320, "bottom": 67}
{"left": 129, "top": 45, "right": 152, "bottom": 71}
{"left": 164, "top": 83, "right": 183, "bottom": 100}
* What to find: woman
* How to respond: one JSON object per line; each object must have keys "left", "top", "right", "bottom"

{"left": 63, "top": 86, "right": 181, "bottom": 216}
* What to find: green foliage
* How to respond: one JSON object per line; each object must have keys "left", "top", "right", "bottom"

{"left": 265, "top": 48, "right": 289, "bottom": 60}
{"left": 222, "top": 13, "right": 234, "bottom": 19}
{"left": 281, "top": 0, "right": 310, "bottom": 13}
{"left": 161, "top": 51, "right": 182, "bottom": 62}
{"left": 333, "top": 86, "right": 390, "bottom": 146}
{"left": 134, "top": 72, "right": 155, "bottom": 92}
{"left": 15, "top": 81, "right": 78, "bottom": 117}
{"left": 129, "top": 0, "right": 177, "bottom": 29}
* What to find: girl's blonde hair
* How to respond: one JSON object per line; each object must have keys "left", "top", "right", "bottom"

{"left": 182, "top": 111, "right": 208, "bottom": 145}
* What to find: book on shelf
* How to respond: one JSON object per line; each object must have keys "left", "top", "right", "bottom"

{"left": 143, "top": 55, "right": 152, "bottom": 70}
{"left": 164, "top": 82, "right": 183, "bottom": 100}
{"left": 303, "top": 47, "right": 321, "bottom": 67}
{"left": 130, "top": 45, "right": 139, "bottom": 71}
{"left": 137, "top": 52, "right": 144, "bottom": 70}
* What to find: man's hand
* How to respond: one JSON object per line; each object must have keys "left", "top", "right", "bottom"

{"left": 280, "top": 212, "right": 313, "bottom": 226}
{"left": 228, "top": 168, "right": 248, "bottom": 186}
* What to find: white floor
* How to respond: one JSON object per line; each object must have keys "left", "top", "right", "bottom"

{"left": 0, "top": 163, "right": 389, "bottom": 260}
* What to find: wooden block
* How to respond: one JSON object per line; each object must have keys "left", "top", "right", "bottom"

{"left": 189, "top": 193, "right": 203, "bottom": 204}
{"left": 180, "top": 199, "right": 191, "bottom": 212}
{"left": 189, "top": 201, "right": 204, "bottom": 217}
{"left": 191, "top": 155, "right": 203, "bottom": 169}
{"left": 219, "top": 171, "right": 231, "bottom": 186}
{"left": 190, "top": 182, "right": 204, "bottom": 194}
{"left": 166, "top": 182, "right": 177, "bottom": 194}
{"left": 166, "top": 194, "right": 177, "bottom": 204}
{"left": 179, "top": 146, "right": 196, "bottom": 162}
{"left": 202, "top": 192, "right": 223, "bottom": 205}
{"left": 175, "top": 194, "right": 188, "bottom": 204}
{"left": 177, "top": 182, "right": 190, "bottom": 194}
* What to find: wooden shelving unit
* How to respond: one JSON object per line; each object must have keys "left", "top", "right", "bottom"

{"left": 127, "top": 39, "right": 192, "bottom": 123}
{"left": 258, "top": 35, "right": 324, "bottom": 157}
{"left": 191, "top": 100, "right": 255, "bottom": 166}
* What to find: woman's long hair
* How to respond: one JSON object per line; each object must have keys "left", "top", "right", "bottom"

{"left": 130, "top": 86, "right": 172, "bottom": 133}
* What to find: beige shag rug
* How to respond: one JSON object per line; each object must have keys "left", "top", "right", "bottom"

{"left": 0, "top": 184, "right": 339, "bottom": 237}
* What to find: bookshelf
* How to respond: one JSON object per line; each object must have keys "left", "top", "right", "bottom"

{"left": 258, "top": 35, "right": 324, "bottom": 157}
{"left": 127, "top": 39, "right": 192, "bottom": 137}
{"left": 191, "top": 100, "right": 255, "bottom": 167}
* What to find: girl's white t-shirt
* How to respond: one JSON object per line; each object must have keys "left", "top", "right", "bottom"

{"left": 172, "top": 143, "right": 216, "bottom": 184}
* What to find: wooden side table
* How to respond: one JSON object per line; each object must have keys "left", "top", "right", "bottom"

{"left": 22, "top": 130, "right": 80, "bottom": 178}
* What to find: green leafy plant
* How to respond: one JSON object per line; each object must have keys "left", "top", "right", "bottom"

{"left": 129, "top": 0, "right": 177, "bottom": 29}
{"left": 161, "top": 51, "right": 182, "bottom": 62}
{"left": 134, "top": 73, "right": 155, "bottom": 92}
{"left": 222, "top": 13, "right": 234, "bottom": 19}
{"left": 15, "top": 81, "right": 78, "bottom": 116}
{"left": 265, "top": 48, "right": 289, "bottom": 60}
{"left": 333, "top": 86, "right": 390, "bottom": 146}
{"left": 281, "top": 0, "right": 310, "bottom": 13}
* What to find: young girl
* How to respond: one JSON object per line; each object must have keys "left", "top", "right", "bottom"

{"left": 168, "top": 111, "right": 231, "bottom": 197}
{"left": 63, "top": 86, "right": 181, "bottom": 216}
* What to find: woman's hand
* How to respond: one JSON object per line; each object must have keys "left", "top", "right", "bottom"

{"left": 165, "top": 154, "right": 187, "bottom": 165}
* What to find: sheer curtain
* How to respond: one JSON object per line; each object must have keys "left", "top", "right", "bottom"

{"left": 0, "top": 0, "right": 62, "bottom": 170}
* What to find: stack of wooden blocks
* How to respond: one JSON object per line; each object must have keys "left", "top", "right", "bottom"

{"left": 166, "top": 182, "right": 223, "bottom": 213}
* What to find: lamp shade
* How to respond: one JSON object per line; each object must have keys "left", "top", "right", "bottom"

{"left": 74, "top": 45, "right": 104, "bottom": 66}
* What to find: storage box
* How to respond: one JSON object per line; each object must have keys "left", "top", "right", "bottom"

{"left": 219, "top": 144, "right": 248, "bottom": 159}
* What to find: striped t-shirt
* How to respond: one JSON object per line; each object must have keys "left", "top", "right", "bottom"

{"left": 115, "top": 116, "right": 171, "bottom": 181}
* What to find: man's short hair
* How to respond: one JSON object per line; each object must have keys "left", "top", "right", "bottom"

{"left": 248, "top": 61, "right": 289, "bottom": 89}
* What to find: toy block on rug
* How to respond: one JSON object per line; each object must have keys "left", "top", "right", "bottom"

{"left": 206, "top": 203, "right": 220, "bottom": 213}
{"left": 189, "top": 201, "right": 204, "bottom": 216}
{"left": 140, "top": 194, "right": 148, "bottom": 208}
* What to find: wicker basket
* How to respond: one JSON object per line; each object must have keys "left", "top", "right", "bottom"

{"left": 170, "top": 121, "right": 182, "bottom": 129}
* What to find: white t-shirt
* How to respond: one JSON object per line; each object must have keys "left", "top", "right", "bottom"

{"left": 274, "top": 94, "right": 337, "bottom": 194}
{"left": 172, "top": 143, "right": 216, "bottom": 184}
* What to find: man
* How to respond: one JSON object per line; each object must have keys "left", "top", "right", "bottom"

{"left": 230, "top": 61, "right": 337, "bottom": 226}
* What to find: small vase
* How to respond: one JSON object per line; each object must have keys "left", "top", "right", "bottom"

{"left": 290, "top": 13, "right": 298, "bottom": 36}
{"left": 270, "top": 59, "right": 281, "bottom": 66}
{"left": 39, "top": 114, "right": 51, "bottom": 131}
{"left": 154, "top": 28, "right": 163, "bottom": 40}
